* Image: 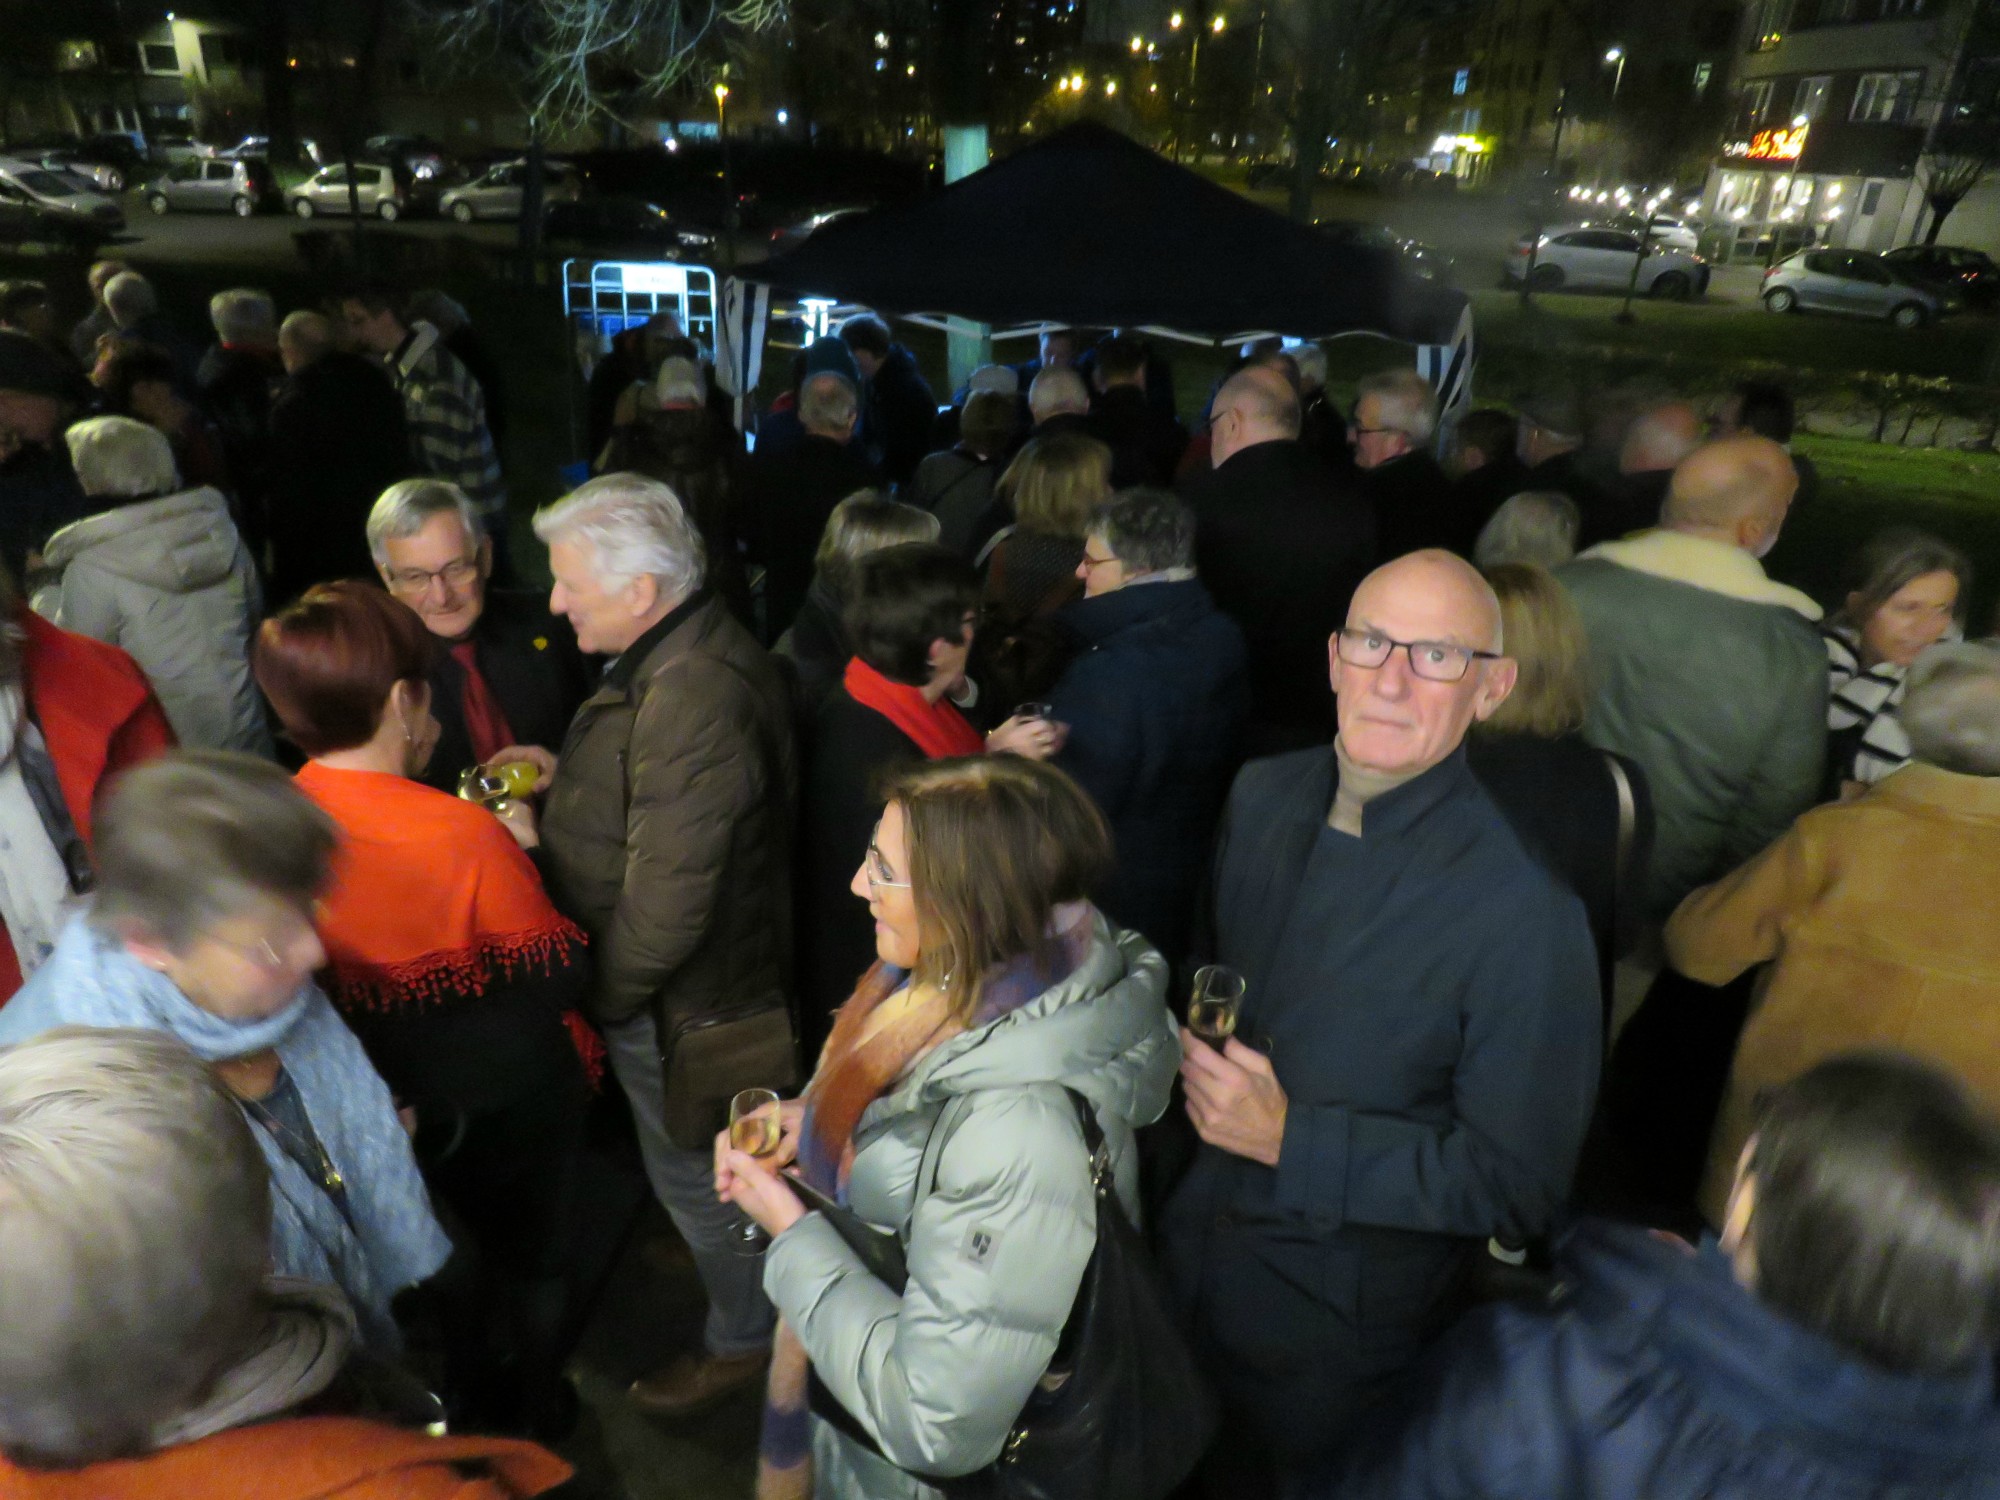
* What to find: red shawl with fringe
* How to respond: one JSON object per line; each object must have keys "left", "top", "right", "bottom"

{"left": 295, "top": 762, "right": 600, "bottom": 1075}
{"left": 841, "top": 657, "right": 985, "bottom": 760}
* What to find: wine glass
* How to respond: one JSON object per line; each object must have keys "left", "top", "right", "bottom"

{"left": 1013, "top": 701, "right": 1056, "bottom": 723}
{"left": 727, "top": 1087, "right": 782, "bottom": 1257}
{"left": 1188, "top": 965, "right": 1247, "bottom": 1052}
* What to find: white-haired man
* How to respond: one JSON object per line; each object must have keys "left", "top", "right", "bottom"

{"left": 367, "top": 478, "right": 588, "bottom": 796}
{"left": 534, "top": 474, "right": 798, "bottom": 1415}
{"left": 742, "top": 369, "right": 875, "bottom": 639}
{"left": 197, "top": 287, "right": 282, "bottom": 550}
{"left": 1351, "top": 367, "right": 1462, "bottom": 560}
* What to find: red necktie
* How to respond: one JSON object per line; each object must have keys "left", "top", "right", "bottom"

{"left": 449, "top": 642, "right": 516, "bottom": 765}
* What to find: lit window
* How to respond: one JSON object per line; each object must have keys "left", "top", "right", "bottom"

{"left": 1453, "top": 67, "right": 1469, "bottom": 95}
{"left": 1852, "top": 69, "right": 1923, "bottom": 124}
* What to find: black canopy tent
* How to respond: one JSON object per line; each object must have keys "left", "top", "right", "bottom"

{"left": 744, "top": 121, "right": 1471, "bottom": 348}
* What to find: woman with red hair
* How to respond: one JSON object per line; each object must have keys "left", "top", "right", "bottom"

{"left": 253, "top": 580, "right": 591, "bottom": 1436}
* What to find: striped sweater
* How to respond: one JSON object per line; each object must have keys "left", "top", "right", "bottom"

{"left": 387, "top": 321, "right": 506, "bottom": 517}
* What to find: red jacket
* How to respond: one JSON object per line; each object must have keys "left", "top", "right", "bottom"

{"left": 0, "top": 1415, "right": 572, "bottom": 1500}
{"left": 0, "top": 611, "right": 175, "bottom": 998}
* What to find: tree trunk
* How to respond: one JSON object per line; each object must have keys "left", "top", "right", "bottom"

{"left": 1287, "top": 0, "right": 1341, "bottom": 221}
{"left": 1923, "top": 194, "right": 1959, "bottom": 245}
{"left": 257, "top": 0, "right": 299, "bottom": 165}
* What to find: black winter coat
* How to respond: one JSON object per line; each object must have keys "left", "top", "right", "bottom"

{"left": 1161, "top": 746, "right": 1600, "bottom": 1478}
{"left": 1046, "top": 579, "right": 1247, "bottom": 964}
{"left": 1086, "top": 384, "right": 1187, "bottom": 489}
{"left": 861, "top": 344, "right": 936, "bottom": 488}
{"left": 418, "top": 590, "right": 592, "bottom": 796}
{"left": 1181, "top": 439, "right": 1375, "bottom": 754}
{"left": 266, "top": 351, "right": 416, "bottom": 608}
{"left": 1361, "top": 449, "right": 1477, "bottom": 560}
{"left": 743, "top": 434, "right": 878, "bottom": 641}
{"left": 1324, "top": 1220, "right": 2000, "bottom": 1500}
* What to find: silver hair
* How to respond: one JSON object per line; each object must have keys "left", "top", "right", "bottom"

{"left": 1028, "top": 366, "right": 1090, "bottom": 422}
{"left": 0, "top": 1027, "right": 271, "bottom": 1468}
{"left": 799, "top": 370, "right": 858, "bottom": 434}
{"left": 366, "top": 478, "right": 487, "bottom": 565}
{"left": 65, "top": 415, "right": 180, "bottom": 499}
{"left": 102, "top": 271, "right": 157, "bottom": 329}
{"left": 1090, "top": 487, "right": 1195, "bottom": 574}
{"left": 1474, "top": 491, "right": 1581, "bottom": 570}
{"left": 208, "top": 288, "right": 276, "bottom": 346}
{"left": 1287, "top": 342, "right": 1328, "bottom": 392}
{"left": 1902, "top": 642, "right": 2000, "bottom": 777}
{"left": 1358, "top": 367, "right": 1440, "bottom": 446}
{"left": 533, "top": 471, "right": 707, "bottom": 602}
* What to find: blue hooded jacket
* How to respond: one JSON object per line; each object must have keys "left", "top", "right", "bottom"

{"left": 1323, "top": 1218, "right": 2000, "bottom": 1499}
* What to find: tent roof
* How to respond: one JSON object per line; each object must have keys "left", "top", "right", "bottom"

{"left": 754, "top": 122, "right": 1468, "bottom": 347}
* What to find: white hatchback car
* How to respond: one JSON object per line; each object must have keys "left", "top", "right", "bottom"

{"left": 1506, "top": 222, "right": 1711, "bottom": 299}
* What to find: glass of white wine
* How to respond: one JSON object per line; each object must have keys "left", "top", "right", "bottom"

{"left": 1188, "top": 965, "right": 1247, "bottom": 1053}
{"left": 727, "top": 1087, "right": 782, "bottom": 1257}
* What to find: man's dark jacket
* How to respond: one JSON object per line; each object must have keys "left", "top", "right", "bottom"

{"left": 417, "top": 590, "right": 592, "bottom": 796}
{"left": 1087, "top": 384, "right": 1187, "bottom": 489}
{"left": 1324, "top": 1220, "right": 2000, "bottom": 1500}
{"left": 1161, "top": 746, "right": 1600, "bottom": 1475}
{"left": 743, "top": 433, "right": 877, "bottom": 641}
{"left": 266, "top": 350, "right": 415, "bottom": 608}
{"left": 1447, "top": 454, "right": 1529, "bottom": 548}
{"left": 197, "top": 343, "right": 282, "bottom": 548}
{"left": 861, "top": 343, "right": 936, "bottom": 488}
{"left": 1359, "top": 448, "right": 1470, "bottom": 560}
{"left": 1181, "top": 439, "right": 1375, "bottom": 753}
{"left": 1046, "top": 578, "right": 1246, "bottom": 965}
{"left": 0, "top": 441, "right": 92, "bottom": 581}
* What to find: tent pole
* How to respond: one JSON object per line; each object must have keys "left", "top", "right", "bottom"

{"left": 942, "top": 124, "right": 992, "bottom": 389}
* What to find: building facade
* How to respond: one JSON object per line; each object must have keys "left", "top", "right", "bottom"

{"left": 1701, "top": 0, "right": 2000, "bottom": 255}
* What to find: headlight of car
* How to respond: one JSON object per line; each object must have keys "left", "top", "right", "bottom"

{"left": 676, "top": 229, "right": 713, "bottom": 248}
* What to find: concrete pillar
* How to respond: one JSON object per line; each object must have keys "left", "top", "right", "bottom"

{"left": 942, "top": 123, "right": 991, "bottom": 391}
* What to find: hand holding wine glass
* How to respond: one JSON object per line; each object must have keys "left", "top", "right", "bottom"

{"left": 724, "top": 1088, "right": 785, "bottom": 1255}
{"left": 1187, "top": 965, "right": 1247, "bottom": 1052}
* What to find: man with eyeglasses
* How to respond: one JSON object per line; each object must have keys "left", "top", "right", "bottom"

{"left": 365, "top": 479, "right": 588, "bottom": 797}
{"left": 1159, "top": 549, "right": 1601, "bottom": 1497}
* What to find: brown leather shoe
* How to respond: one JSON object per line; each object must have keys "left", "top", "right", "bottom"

{"left": 627, "top": 1349, "right": 771, "bottom": 1417}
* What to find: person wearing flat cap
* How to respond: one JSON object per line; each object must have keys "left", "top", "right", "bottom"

{"left": 0, "top": 330, "right": 93, "bottom": 581}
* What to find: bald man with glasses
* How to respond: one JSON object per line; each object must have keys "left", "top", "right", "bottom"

{"left": 1159, "top": 550, "right": 1602, "bottom": 1496}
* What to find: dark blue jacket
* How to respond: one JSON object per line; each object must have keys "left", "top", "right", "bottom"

{"left": 1046, "top": 578, "right": 1247, "bottom": 964}
{"left": 1161, "top": 747, "right": 1600, "bottom": 1472}
{"left": 1326, "top": 1219, "right": 2000, "bottom": 1500}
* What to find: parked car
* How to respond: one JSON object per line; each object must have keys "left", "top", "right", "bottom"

{"left": 766, "top": 204, "right": 867, "bottom": 255}
{"left": 1315, "top": 218, "right": 1457, "bottom": 284}
{"left": 287, "top": 161, "right": 427, "bottom": 221}
{"left": 1606, "top": 212, "right": 1701, "bottom": 252}
{"left": 27, "top": 145, "right": 127, "bottom": 193}
{"left": 439, "top": 159, "right": 581, "bottom": 222}
{"left": 365, "top": 135, "right": 449, "bottom": 182}
{"left": 1505, "top": 223, "right": 1710, "bottom": 298}
{"left": 0, "top": 159, "right": 125, "bottom": 244}
{"left": 196, "top": 135, "right": 269, "bottom": 160}
{"left": 1762, "top": 249, "right": 1954, "bottom": 328}
{"left": 1881, "top": 243, "right": 2000, "bottom": 310}
{"left": 142, "top": 157, "right": 280, "bottom": 217}
{"left": 78, "top": 133, "right": 150, "bottom": 178}
{"left": 543, "top": 195, "right": 714, "bottom": 257}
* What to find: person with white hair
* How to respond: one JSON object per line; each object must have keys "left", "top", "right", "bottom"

{"left": 0, "top": 1027, "right": 572, "bottom": 1494}
{"left": 36, "top": 415, "right": 269, "bottom": 755}
{"left": 101, "top": 269, "right": 192, "bottom": 382}
{"left": 532, "top": 473, "right": 799, "bottom": 1416}
{"left": 1473, "top": 490, "right": 1583, "bottom": 570}
{"left": 1352, "top": 366, "right": 1462, "bottom": 560}
{"left": 1027, "top": 364, "right": 1092, "bottom": 435}
{"left": 1669, "top": 639, "right": 2000, "bottom": 1226}
{"left": 365, "top": 478, "right": 588, "bottom": 798}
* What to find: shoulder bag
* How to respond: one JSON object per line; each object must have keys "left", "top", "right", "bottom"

{"left": 806, "top": 1087, "right": 1215, "bottom": 1500}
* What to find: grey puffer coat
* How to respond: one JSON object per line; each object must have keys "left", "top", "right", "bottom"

{"left": 32, "top": 485, "right": 270, "bottom": 755}
{"left": 763, "top": 914, "right": 1176, "bottom": 1499}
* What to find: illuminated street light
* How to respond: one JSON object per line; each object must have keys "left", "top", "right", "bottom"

{"left": 714, "top": 81, "right": 729, "bottom": 104}
{"left": 1070, "top": 72, "right": 1085, "bottom": 89}
{"left": 776, "top": 109, "right": 789, "bottom": 124}
{"left": 1211, "top": 12, "right": 1225, "bottom": 31}
{"left": 1604, "top": 46, "right": 1626, "bottom": 98}
{"left": 1131, "top": 34, "right": 1144, "bottom": 50}
{"left": 874, "top": 30, "right": 889, "bottom": 47}
{"left": 906, "top": 62, "right": 916, "bottom": 75}
{"left": 1105, "top": 78, "right": 1117, "bottom": 95}
{"left": 1169, "top": 11, "right": 1183, "bottom": 27}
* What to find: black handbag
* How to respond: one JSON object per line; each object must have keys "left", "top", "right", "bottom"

{"left": 807, "top": 1087, "right": 1216, "bottom": 1500}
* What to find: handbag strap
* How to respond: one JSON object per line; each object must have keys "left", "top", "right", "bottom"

{"left": 1603, "top": 750, "right": 1638, "bottom": 934}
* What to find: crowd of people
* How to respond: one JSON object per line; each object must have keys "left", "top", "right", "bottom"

{"left": 0, "top": 262, "right": 1998, "bottom": 1500}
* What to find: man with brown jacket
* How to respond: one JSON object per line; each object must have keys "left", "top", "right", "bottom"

{"left": 533, "top": 474, "right": 798, "bottom": 1414}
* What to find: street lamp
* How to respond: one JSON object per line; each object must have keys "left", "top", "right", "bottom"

{"left": 1211, "top": 12, "right": 1226, "bottom": 31}
{"left": 1105, "top": 78, "right": 1117, "bottom": 95}
{"left": 1131, "top": 34, "right": 1144, "bottom": 50}
{"left": 1169, "top": 11, "right": 1183, "bottom": 27}
{"left": 1604, "top": 47, "right": 1626, "bottom": 98}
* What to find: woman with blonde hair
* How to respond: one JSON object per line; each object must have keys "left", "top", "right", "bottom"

{"left": 718, "top": 755, "right": 1175, "bottom": 1499}
{"left": 977, "top": 430, "right": 1112, "bottom": 620}
{"left": 1469, "top": 562, "right": 1652, "bottom": 1004}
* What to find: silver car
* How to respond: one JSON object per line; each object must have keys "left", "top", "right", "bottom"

{"left": 0, "top": 159, "right": 125, "bottom": 240}
{"left": 1761, "top": 249, "right": 1953, "bottom": 329}
{"left": 1505, "top": 222, "right": 1711, "bottom": 298}
{"left": 142, "top": 157, "right": 278, "bottom": 216}
{"left": 439, "top": 159, "right": 579, "bottom": 223}
{"left": 287, "top": 162, "right": 414, "bottom": 221}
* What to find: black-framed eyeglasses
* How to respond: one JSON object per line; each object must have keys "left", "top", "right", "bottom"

{"left": 1336, "top": 627, "right": 1501, "bottom": 684}
{"left": 385, "top": 554, "right": 481, "bottom": 595}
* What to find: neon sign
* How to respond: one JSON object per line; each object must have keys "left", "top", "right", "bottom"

{"left": 1731, "top": 125, "right": 1808, "bottom": 162}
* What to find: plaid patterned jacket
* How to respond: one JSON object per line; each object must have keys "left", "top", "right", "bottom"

{"left": 387, "top": 321, "right": 506, "bottom": 516}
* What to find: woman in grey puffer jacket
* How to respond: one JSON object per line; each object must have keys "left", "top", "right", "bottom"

{"left": 720, "top": 755, "right": 1177, "bottom": 1500}
{"left": 36, "top": 416, "right": 270, "bottom": 755}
